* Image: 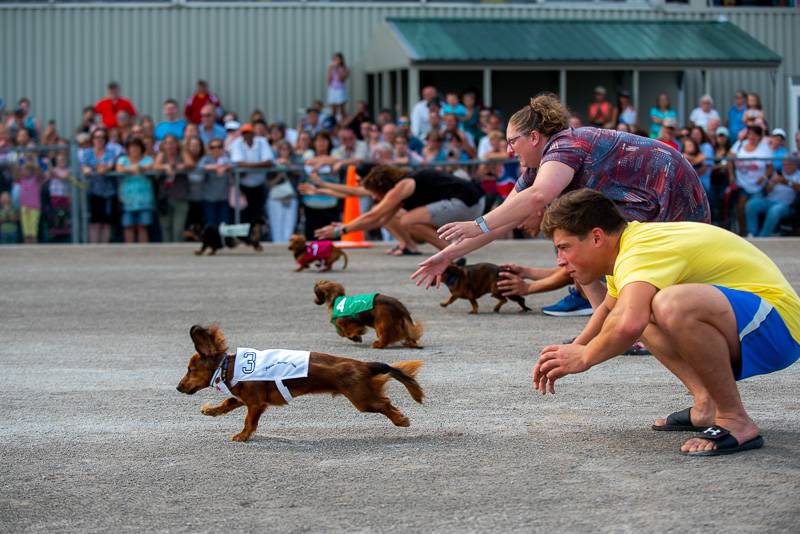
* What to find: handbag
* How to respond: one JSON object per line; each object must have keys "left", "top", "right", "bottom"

{"left": 269, "top": 178, "right": 296, "bottom": 201}
{"left": 228, "top": 186, "right": 248, "bottom": 210}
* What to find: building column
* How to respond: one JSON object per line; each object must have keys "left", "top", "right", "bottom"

{"left": 632, "top": 69, "right": 640, "bottom": 119}
{"left": 483, "top": 68, "right": 492, "bottom": 107}
{"left": 408, "top": 66, "right": 419, "bottom": 107}
{"left": 381, "top": 71, "right": 391, "bottom": 112}
{"left": 559, "top": 69, "right": 567, "bottom": 105}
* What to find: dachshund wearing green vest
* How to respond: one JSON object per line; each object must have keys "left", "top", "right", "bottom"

{"left": 314, "top": 280, "right": 423, "bottom": 349}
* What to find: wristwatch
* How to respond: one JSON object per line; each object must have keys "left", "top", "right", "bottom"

{"left": 474, "top": 216, "right": 490, "bottom": 234}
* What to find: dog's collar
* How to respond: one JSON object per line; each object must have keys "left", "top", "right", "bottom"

{"left": 209, "top": 353, "right": 235, "bottom": 389}
{"left": 445, "top": 274, "right": 458, "bottom": 286}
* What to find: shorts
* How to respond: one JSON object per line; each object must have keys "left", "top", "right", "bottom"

{"left": 427, "top": 196, "right": 486, "bottom": 228}
{"left": 122, "top": 209, "right": 154, "bottom": 228}
{"left": 89, "top": 194, "right": 117, "bottom": 225}
{"left": 715, "top": 285, "right": 800, "bottom": 380}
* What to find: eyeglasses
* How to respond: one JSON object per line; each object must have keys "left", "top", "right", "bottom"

{"left": 209, "top": 145, "right": 223, "bottom": 149}
{"left": 507, "top": 131, "right": 530, "bottom": 147}
{"left": 201, "top": 113, "right": 214, "bottom": 118}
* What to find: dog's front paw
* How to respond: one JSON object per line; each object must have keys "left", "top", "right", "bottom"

{"left": 200, "top": 403, "right": 218, "bottom": 416}
{"left": 371, "top": 341, "right": 386, "bottom": 349}
{"left": 349, "top": 336, "right": 363, "bottom": 343}
{"left": 231, "top": 432, "right": 251, "bottom": 442}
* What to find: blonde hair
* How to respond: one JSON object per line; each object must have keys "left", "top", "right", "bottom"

{"left": 509, "top": 93, "right": 569, "bottom": 137}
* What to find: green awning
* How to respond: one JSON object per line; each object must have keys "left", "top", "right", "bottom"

{"left": 386, "top": 18, "right": 781, "bottom": 68}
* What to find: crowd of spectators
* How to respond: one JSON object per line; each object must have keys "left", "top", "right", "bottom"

{"left": 0, "top": 76, "right": 798, "bottom": 245}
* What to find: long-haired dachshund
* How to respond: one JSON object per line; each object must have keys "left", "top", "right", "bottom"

{"left": 441, "top": 262, "right": 531, "bottom": 314}
{"left": 313, "top": 280, "right": 423, "bottom": 349}
{"left": 288, "top": 234, "right": 348, "bottom": 272}
{"left": 176, "top": 324, "right": 424, "bottom": 442}
{"left": 195, "top": 221, "right": 264, "bottom": 256}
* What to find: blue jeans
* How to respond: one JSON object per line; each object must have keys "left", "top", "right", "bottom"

{"left": 745, "top": 196, "right": 791, "bottom": 236}
{"left": 203, "top": 200, "right": 229, "bottom": 228}
{"left": 266, "top": 197, "right": 299, "bottom": 243}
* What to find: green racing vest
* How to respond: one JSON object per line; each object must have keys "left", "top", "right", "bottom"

{"left": 331, "top": 293, "right": 378, "bottom": 333}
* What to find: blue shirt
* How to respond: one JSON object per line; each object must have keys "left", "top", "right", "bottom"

{"left": 155, "top": 119, "right": 188, "bottom": 141}
{"left": 117, "top": 155, "right": 155, "bottom": 211}
{"left": 199, "top": 123, "right": 226, "bottom": 146}
{"left": 727, "top": 105, "right": 746, "bottom": 139}
{"left": 773, "top": 146, "right": 789, "bottom": 174}
{"left": 649, "top": 107, "right": 677, "bottom": 138}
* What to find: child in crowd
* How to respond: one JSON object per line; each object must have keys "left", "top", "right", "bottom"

{"left": 41, "top": 152, "right": 72, "bottom": 242}
{"left": 16, "top": 161, "right": 44, "bottom": 243}
{"left": 116, "top": 137, "right": 155, "bottom": 243}
{"left": 0, "top": 190, "right": 20, "bottom": 244}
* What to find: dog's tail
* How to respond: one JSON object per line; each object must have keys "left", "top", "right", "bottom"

{"left": 368, "top": 360, "right": 424, "bottom": 403}
{"left": 407, "top": 319, "right": 423, "bottom": 342}
{"left": 340, "top": 250, "right": 348, "bottom": 270}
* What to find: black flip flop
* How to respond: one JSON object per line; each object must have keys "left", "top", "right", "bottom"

{"left": 385, "top": 245, "right": 403, "bottom": 255}
{"left": 399, "top": 248, "right": 422, "bottom": 256}
{"left": 683, "top": 425, "right": 764, "bottom": 457}
{"left": 652, "top": 407, "right": 704, "bottom": 432}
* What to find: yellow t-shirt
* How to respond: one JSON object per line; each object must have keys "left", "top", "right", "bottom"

{"left": 606, "top": 221, "right": 800, "bottom": 343}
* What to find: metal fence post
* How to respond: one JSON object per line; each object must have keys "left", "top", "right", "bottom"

{"left": 233, "top": 168, "right": 241, "bottom": 224}
{"left": 69, "top": 141, "right": 82, "bottom": 243}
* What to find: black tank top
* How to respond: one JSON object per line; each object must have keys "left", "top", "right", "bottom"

{"left": 402, "top": 169, "right": 484, "bottom": 211}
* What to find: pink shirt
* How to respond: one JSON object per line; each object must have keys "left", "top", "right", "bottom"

{"left": 18, "top": 174, "right": 43, "bottom": 209}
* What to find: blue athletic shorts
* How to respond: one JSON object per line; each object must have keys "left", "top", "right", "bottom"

{"left": 715, "top": 285, "right": 800, "bottom": 380}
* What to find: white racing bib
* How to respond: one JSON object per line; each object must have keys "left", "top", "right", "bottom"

{"left": 219, "top": 223, "right": 252, "bottom": 238}
{"left": 210, "top": 348, "right": 311, "bottom": 402}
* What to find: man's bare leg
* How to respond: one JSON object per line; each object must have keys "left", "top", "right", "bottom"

{"left": 641, "top": 322, "right": 716, "bottom": 428}
{"left": 648, "top": 284, "right": 760, "bottom": 452}
{"left": 577, "top": 279, "right": 607, "bottom": 310}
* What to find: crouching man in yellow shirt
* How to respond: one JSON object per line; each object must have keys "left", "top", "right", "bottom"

{"left": 533, "top": 189, "right": 800, "bottom": 456}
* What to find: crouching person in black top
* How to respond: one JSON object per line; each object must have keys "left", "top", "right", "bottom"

{"left": 315, "top": 165, "right": 485, "bottom": 252}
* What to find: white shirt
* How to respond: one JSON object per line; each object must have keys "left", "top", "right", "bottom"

{"left": 767, "top": 169, "right": 799, "bottom": 205}
{"left": 411, "top": 100, "right": 432, "bottom": 139}
{"left": 477, "top": 136, "right": 493, "bottom": 159}
{"left": 332, "top": 140, "right": 368, "bottom": 161}
{"left": 230, "top": 136, "right": 275, "bottom": 186}
{"left": 689, "top": 107, "right": 721, "bottom": 130}
{"left": 733, "top": 141, "right": 773, "bottom": 194}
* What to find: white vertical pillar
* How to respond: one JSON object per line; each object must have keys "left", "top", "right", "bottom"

{"left": 395, "top": 69, "right": 403, "bottom": 116}
{"left": 483, "top": 68, "right": 492, "bottom": 107}
{"left": 632, "top": 69, "right": 640, "bottom": 119}
{"left": 408, "top": 66, "right": 419, "bottom": 108}
{"left": 381, "top": 71, "right": 391, "bottom": 112}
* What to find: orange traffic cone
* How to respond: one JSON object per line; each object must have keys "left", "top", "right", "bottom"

{"left": 334, "top": 164, "right": 373, "bottom": 249}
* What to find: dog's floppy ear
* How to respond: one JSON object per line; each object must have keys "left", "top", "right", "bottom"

{"left": 190, "top": 324, "right": 228, "bottom": 357}
{"left": 313, "top": 281, "right": 329, "bottom": 305}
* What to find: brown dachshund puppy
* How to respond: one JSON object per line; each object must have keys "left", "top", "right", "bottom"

{"left": 441, "top": 263, "right": 532, "bottom": 314}
{"left": 313, "top": 280, "right": 423, "bottom": 349}
{"left": 176, "top": 324, "right": 424, "bottom": 442}
{"left": 288, "top": 234, "right": 348, "bottom": 272}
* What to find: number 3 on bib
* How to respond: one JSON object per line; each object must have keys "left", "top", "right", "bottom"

{"left": 241, "top": 351, "right": 256, "bottom": 375}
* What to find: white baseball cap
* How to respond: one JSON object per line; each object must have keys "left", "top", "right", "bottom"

{"left": 224, "top": 120, "right": 241, "bottom": 131}
{"left": 771, "top": 128, "right": 786, "bottom": 139}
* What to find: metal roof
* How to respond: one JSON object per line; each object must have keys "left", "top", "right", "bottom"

{"left": 386, "top": 18, "right": 782, "bottom": 68}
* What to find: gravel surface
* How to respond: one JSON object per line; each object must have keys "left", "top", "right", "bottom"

{"left": 2, "top": 240, "right": 799, "bottom": 533}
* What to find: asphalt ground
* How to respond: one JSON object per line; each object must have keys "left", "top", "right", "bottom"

{"left": 1, "top": 239, "right": 799, "bottom": 533}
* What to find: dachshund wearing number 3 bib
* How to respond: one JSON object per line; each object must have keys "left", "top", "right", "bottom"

{"left": 176, "top": 324, "right": 424, "bottom": 442}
